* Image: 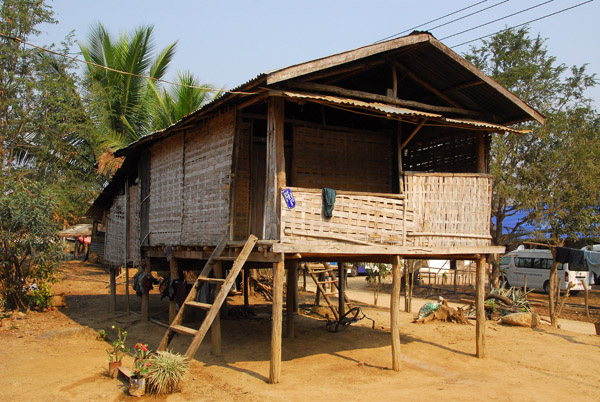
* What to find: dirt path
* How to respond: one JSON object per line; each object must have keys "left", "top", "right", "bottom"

{"left": 1, "top": 261, "right": 599, "bottom": 401}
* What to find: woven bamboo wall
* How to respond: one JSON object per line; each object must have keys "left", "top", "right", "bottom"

{"left": 127, "top": 184, "right": 141, "bottom": 265}
{"left": 148, "top": 133, "right": 184, "bottom": 245}
{"left": 292, "top": 126, "right": 393, "bottom": 192}
{"left": 403, "top": 172, "right": 493, "bottom": 247}
{"left": 181, "top": 111, "right": 235, "bottom": 245}
{"left": 104, "top": 193, "right": 126, "bottom": 266}
{"left": 280, "top": 187, "right": 415, "bottom": 245}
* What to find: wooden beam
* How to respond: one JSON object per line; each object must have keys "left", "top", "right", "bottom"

{"left": 477, "top": 132, "right": 486, "bottom": 173}
{"left": 243, "top": 266, "right": 250, "bottom": 308}
{"left": 400, "top": 119, "right": 427, "bottom": 149}
{"left": 272, "top": 242, "right": 505, "bottom": 256}
{"left": 391, "top": 63, "right": 398, "bottom": 97}
{"left": 475, "top": 255, "right": 486, "bottom": 358}
{"left": 443, "top": 80, "right": 485, "bottom": 94}
{"left": 396, "top": 122, "right": 404, "bottom": 193}
{"left": 289, "top": 81, "right": 479, "bottom": 116}
{"left": 391, "top": 255, "right": 402, "bottom": 371}
{"left": 270, "top": 259, "right": 285, "bottom": 384}
{"left": 264, "top": 97, "right": 286, "bottom": 240}
{"left": 395, "top": 61, "right": 461, "bottom": 108}
{"left": 169, "top": 257, "right": 178, "bottom": 323}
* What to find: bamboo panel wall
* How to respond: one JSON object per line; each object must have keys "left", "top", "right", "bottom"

{"left": 280, "top": 187, "right": 415, "bottom": 245}
{"left": 181, "top": 111, "right": 235, "bottom": 245}
{"left": 148, "top": 133, "right": 184, "bottom": 245}
{"left": 292, "top": 126, "right": 393, "bottom": 192}
{"left": 104, "top": 193, "right": 126, "bottom": 266}
{"left": 403, "top": 172, "right": 493, "bottom": 247}
{"left": 127, "top": 184, "right": 141, "bottom": 265}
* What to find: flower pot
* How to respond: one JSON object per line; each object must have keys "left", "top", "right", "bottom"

{"left": 108, "top": 361, "right": 122, "bottom": 378}
{"left": 129, "top": 377, "right": 146, "bottom": 397}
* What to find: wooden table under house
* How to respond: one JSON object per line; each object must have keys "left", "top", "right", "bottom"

{"left": 88, "top": 32, "right": 544, "bottom": 384}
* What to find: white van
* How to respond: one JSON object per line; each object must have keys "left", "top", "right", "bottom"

{"left": 499, "top": 248, "right": 591, "bottom": 293}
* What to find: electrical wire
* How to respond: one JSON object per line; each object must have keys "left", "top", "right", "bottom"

{"left": 425, "top": 0, "right": 510, "bottom": 33}
{"left": 450, "top": 0, "right": 594, "bottom": 48}
{"left": 373, "top": 0, "right": 491, "bottom": 43}
{"left": 440, "top": 0, "right": 555, "bottom": 40}
{"left": 0, "top": 32, "right": 253, "bottom": 95}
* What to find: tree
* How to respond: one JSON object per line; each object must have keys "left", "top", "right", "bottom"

{"left": 150, "top": 71, "right": 218, "bottom": 131}
{"left": 79, "top": 23, "right": 177, "bottom": 151}
{"left": 465, "top": 27, "right": 600, "bottom": 327}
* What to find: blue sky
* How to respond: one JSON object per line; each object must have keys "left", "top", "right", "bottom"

{"left": 38, "top": 0, "right": 599, "bottom": 103}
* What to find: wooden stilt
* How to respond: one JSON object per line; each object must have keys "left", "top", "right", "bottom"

{"left": 243, "top": 266, "right": 250, "bottom": 308}
{"left": 391, "top": 255, "right": 402, "bottom": 371}
{"left": 270, "top": 259, "right": 285, "bottom": 384}
{"left": 125, "top": 265, "right": 130, "bottom": 315}
{"left": 337, "top": 262, "right": 346, "bottom": 317}
{"left": 211, "top": 260, "right": 223, "bottom": 355}
{"left": 141, "top": 258, "right": 151, "bottom": 322}
{"left": 286, "top": 260, "right": 298, "bottom": 338}
{"left": 476, "top": 255, "right": 486, "bottom": 358}
{"left": 169, "top": 257, "right": 178, "bottom": 323}
{"left": 109, "top": 266, "right": 117, "bottom": 314}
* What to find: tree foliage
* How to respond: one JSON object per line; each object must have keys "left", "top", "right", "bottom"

{"left": 465, "top": 27, "right": 600, "bottom": 246}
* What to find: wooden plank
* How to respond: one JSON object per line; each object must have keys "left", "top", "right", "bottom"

{"left": 171, "top": 324, "right": 198, "bottom": 337}
{"left": 272, "top": 242, "right": 505, "bottom": 256}
{"left": 475, "top": 255, "right": 486, "bottom": 358}
{"left": 288, "top": 82, "right": 479, "bottom": 116}
{"left": 270, "top": 258, "right": 285, "bottom": 384}
{"left": 185, "top": 301, "right": 212, "bottom": 310}
{"left": 196, "top": 277, "right": 226, "bottom": 284}
{"left": 391, "top": 255, "right": 402, "bottom": 371}
{"left": 264, "top": 97, "right": 286, "bottom": 240}
{"left": 266, "top": 34, "right": 430, "bottom": 85}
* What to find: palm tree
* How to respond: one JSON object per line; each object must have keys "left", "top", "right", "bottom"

{"left": 150, "top": 71, "right": 219, "bottom": 131}
{"left": 79, "top": 23, "right": 176, "bottom": 150}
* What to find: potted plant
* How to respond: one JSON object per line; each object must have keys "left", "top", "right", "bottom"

{"left": 106, "top": 326, "right": 128, "bottom": 378}
{"left": 129, "top": 343, "right": 151, "bottom": 397}
{"left": 147, "top": 350, "right": 190, "bottom": 395}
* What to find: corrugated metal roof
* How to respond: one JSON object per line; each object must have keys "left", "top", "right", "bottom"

{"left": 276, "top": 91, "right": 529, "bottom": 135}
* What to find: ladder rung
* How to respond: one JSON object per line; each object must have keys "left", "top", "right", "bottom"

{"left": 310, "top": 269, "right": 336, "bottom": 274}
{"left": 217, "top": 256, "right": 236, "bottom": 261}
{"left": 197, "top": 277, "right": 226, "bottom": 284}
{"left": 170, "top": 325, "right": 198, "bottom": 337}
{"left": 317, "top": 280, "right": 338, "bottom": 284}
{"left": 184, "top": 301, "right": 212, "bottom": 310}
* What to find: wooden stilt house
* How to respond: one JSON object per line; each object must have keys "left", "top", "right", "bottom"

{"left": 91, "top": 32, "right": 543, "bottom": 383}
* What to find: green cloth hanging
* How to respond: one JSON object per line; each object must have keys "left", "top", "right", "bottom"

{"left": 322, "top": 187, "right": 336, "bottom": 218}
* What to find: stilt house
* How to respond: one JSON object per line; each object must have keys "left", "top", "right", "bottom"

{"left": 90, "top": 33, "right": 543, "bottom": 383}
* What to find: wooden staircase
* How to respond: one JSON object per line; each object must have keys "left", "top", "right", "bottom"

{"left": 304, "top": 263, "right": 352, "bottom": 321}
{"left": 157, "top": 235, "right": 258, "bottom": 358}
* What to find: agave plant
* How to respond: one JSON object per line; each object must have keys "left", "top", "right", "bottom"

{"left": 147, "top": 350, "right": 190, "bottom": 395}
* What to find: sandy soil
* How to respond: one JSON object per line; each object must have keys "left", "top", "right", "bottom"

{"left": 1, "top": 260, "right": 599, "bottom": 401}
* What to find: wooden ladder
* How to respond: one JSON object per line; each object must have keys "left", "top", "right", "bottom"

{"left": 157, "top": 234, "right": 258, "bottom": 358}
{"left": 305, "top": 263, "right": 352, "bottom": 321}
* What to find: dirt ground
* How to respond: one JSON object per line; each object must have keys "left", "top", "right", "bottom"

{"left": 1, "top": 261, "right": 599, "bottom": 401}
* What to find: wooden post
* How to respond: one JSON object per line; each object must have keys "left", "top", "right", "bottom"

{"left": 396, "top": 123, "right": 404, "bottom": 193}
{"left": 109, "top": 266, "right": 117, "bottom": 314}
{"left": 264, "top": 97, "right": 286, "bottom": 240}
{"left": 477, "top": 132, "right": 486, "bottom": 173}
{"left": 270, "top": 259, "right": 285, "bottom": 384}
{"left": 286, "top": 260, "right": 298, "bottom": 338}
{"left": 243, "top": 266, "right": 250, "bottom": 308}
{"left": 475, "top": 255, "right": 486, "bottom": 358}
{"left": 451, "top": 260, "right": 458, "bottom": 294}
{"left": 391, "top": 255, "right": 402, "bottom": 371}
{"left": 126, "top": 265, "right": 130, "bottom": 315}
{"left": 141, "top": 258, "right": 152, "bottom": 322}
{"left": 169, "top": 257, "right": 178, "bottom": 323}
{"left": 211, "top": 260, "right": 223, "bottom": 355}
{"left": 337, "top": 262, "right": 346, "bottom": 317}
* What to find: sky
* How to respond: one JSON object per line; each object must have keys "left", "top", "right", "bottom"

{"left": 36, "top": 0, "right": 600, "bottom": 104}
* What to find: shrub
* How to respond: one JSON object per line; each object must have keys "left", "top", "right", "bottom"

{"left": 147, "top": 350, "right": 190, "bottom": 395}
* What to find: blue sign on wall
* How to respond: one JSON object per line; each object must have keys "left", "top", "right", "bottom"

{"left": 282, "top": 188, "right": 296, "bottom": 209}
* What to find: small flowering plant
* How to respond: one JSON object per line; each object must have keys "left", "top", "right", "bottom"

{"left": 106, "top": 326, "right": 129, "bottom": 363}
{"left": 132, "top": 342, "right": 152, "bottom": 379}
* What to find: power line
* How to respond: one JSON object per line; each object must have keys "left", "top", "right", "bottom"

{"left": 426, "top": 0, "right": 510, "bottom": 33}
{"left": 450, "top": 0, "right": 594, "bottom": 48}
{"left": 440, "top": 0, "right": 555, "bottom": 41}
{"left": 0, "top": 32, "right": 252, "bottom": 95}
{"left": 373, "top": 0, "right": 491, "bottom": 43}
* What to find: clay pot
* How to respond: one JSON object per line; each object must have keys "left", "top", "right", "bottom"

{"left": 129, "top": 377, "right": 146, "bottom": 397}
{"left": 108, "top": 361, "right": 122, "bottom": 378}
